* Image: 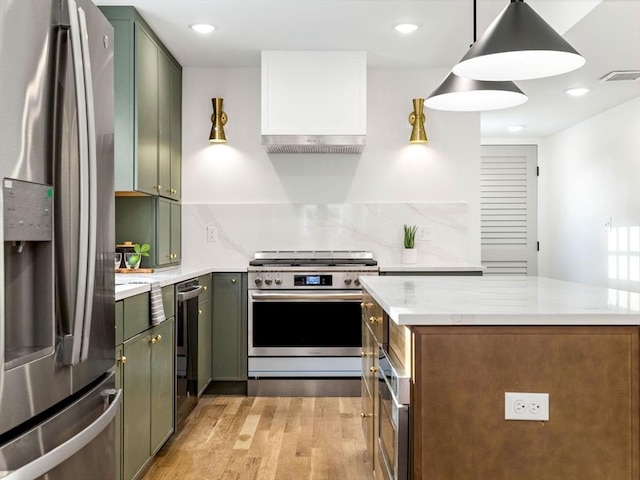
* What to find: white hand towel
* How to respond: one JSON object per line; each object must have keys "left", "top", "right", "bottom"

{"left": 150, "top": 281, "right": 166, "bottom": 326}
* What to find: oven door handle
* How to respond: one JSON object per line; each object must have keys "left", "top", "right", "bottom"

{"left": 250, "top": 292, "right": 363, "bottom": 301}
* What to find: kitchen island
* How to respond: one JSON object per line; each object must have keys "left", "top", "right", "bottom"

{"left": 359, "top": 275, "right": 640, "bottom": 480}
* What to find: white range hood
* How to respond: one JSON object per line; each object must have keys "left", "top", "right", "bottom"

{"left": 261, "top": 51, "right": 367, "bottom": 154}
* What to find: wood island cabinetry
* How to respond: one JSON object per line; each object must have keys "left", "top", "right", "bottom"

{"left": 360, "top": 276, "right": 640, "bottom": 480}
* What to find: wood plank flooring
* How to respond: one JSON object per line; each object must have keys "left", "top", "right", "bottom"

{"left": 143, "top": 396, "right": 374, "bottom": 480}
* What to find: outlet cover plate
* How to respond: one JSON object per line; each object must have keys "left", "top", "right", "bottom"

{"left": 505, "top": 392, "right": 549, "bottom": 421}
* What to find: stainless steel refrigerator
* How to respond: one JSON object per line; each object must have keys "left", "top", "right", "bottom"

{"left": 0, "top": 0, "right": 119, "bottom": 478}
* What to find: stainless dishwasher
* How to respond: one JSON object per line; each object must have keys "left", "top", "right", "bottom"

{"left": 175, "top": 279, "right": 203, "bottom": 430}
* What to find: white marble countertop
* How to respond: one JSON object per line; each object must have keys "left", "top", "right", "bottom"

{"left": 114, "top": 262, "right": 486, "bottom": 300}
{"left": 379, "top": 264, "right": 486, "bottom": 272}
{"left": 359, "top": 275, "right": 640, "bottom": 326}
{"left": 115, "top": 264, "right": 246, "bottom": 300}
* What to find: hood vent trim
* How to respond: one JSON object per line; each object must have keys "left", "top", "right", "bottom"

{"left": 262, "top": 135, "right": 366, "bottom": 154}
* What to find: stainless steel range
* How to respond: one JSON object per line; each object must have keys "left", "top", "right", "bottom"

{"left": 247, "top": 250, "right": 379, "bottom": 396}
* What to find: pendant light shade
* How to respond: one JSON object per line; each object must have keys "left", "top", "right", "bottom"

{"left": 425, "top": 73, "right": 527, "bottom": 111}
{"left": 453, "top": 0, "right": 585, "bottom": 81}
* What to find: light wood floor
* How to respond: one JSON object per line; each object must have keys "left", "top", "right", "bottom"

{"left": 143, "top": 396, "right": 374, "bottom": 480}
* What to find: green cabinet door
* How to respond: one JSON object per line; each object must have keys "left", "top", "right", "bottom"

{"left": 211, "top": 273, "right": 247, "bottom": 381}
{"left": 157, "top": 51, "right": 172, "bottom": 199}
{"left": 156, "top": 198, "right": 171, "bottom": 267}
{"left": 150, "top": 318, "right": 175, "bottom": 454}
{"left": 197, "top": 300, "right": 211, "bottom": 396}
{"left": 122, "top": 331, "right": 151, "bottom": 480}
{"left": 169, "top": 62, "right": 182, "bottom": 201}
{"left": 135, "top": 25, "right": 159, "bottom": 195}
{"left": 170, "top": 201, "right": 181, "bottom": 264}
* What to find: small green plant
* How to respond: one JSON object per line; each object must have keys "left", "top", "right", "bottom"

{"left": 403, "top": 224, "right": 417, "bottom": 249}
{"left": 125, "top": 243, "right": 150, "bottom": 267}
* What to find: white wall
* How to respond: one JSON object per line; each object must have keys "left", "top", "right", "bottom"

{"left": 180, "top": 66, "right": 481, "bottom": 267}
{"left": 538, "top": 96, "right": 640, "bottom": 292}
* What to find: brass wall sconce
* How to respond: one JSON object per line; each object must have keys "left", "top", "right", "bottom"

{"left": 409, "top": 98, "right": 427, "bottom": 144}
{"left": 209, "top": 97, "right": 227, "bottom": 143}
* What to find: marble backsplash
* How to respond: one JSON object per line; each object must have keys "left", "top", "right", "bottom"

{"left": 181, "top": 202, "right": 471, "bottom": 268}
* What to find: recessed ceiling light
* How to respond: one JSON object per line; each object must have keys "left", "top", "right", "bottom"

{"left": 190, "top": 24, "right": 215, "bottom": 34}
{"left": 394, "top": 23, "right": 419, "bottom": 34}
{"left": 507, "top": 125, "right": 526, "bottom": 132}
{"left": 565, "top": 87, "right": 590, "bottom": 97}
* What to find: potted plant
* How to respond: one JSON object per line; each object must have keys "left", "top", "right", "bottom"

{"left": 402, "top": 224, "right": 417, "bottom": 264}
{"left": 124, "top": 243, "right": 150, "bottom": 269}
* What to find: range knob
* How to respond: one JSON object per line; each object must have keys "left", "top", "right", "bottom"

{"left": 254, "top": 276, "right": 263, "bottom": 286}
{"left": 354, "top": 277, "right": 361, "bottom": 286}
{"left": 264, "top": 276, "right": 273, "bottom": 286}
{"left": 344, "top": 275, "right": 352, "bottom": 286}
{"left": 274, "top": 277, "right": 283, "bottom": 285}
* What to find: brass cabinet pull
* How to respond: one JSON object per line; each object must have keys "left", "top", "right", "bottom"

{"left": 150, "top": 336, "right": 157, "bottom": 345}
{"left": 360, "top": 412, "right": 367, "bottom": 418}
{"left": 198, "top": 310, "right": 203, "bottom": 315}
{"left": 231, "top": 278, "right": 237, "bottom": 284}
{"left": 369, "top": 316, "right": 381, "bottom": 324}
{"left": 156, "top": 334, "right": 162, "bottom": 342}
{"left": 360, "top": 351, "right": 366, "bottom": 357}
{"left": 369, "top": 367, "right": 378, "bottom": 374}
{"left": 361, "top": 302, "right": 373, "bottom": 308}
{"left": 118, "top": 355, "right": 127, "bottom": 365}
{"left": 203, "top": 286, "right": 208, "bottom": 291}
{"left": 157, "top": 185, "right": 162, "bottom": 190}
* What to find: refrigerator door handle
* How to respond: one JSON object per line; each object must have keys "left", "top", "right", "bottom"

{"left": 2, "top": 389, "right": 122, "bottom": 480}
{"left": 77, "top": 5, "right": 98, "bottom": 362}
{"left": 65, "top": 0, "right": 90, "bottom": 366}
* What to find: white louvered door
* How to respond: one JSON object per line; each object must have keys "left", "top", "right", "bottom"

{"left": 481, "top": 145, "right": 538, "bottom": 275}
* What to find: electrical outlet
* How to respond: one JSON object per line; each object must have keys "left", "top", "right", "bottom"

{"left": 505, "top": 392, "right": 549, "bottom": 421}
{"left": 418, "top": 225, "right": 433, "bottom": 241}
{"left": 206, "top": 225, "right": 217, "bottom": 242}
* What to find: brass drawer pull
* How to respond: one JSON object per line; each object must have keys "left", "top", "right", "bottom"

{"left": 118, "top": 355, "right": 127, "bottom": 365}
{"left": 369, "top": 316, "right": 381, "bottom": 324}
{"left": 361, "top": 302, "right": 373, "bottom": 308}
{"left": 369, "top": 367, "right": 378, "bottom": 374}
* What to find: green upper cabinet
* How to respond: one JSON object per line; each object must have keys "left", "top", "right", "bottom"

{"left": 115, "top": 196, "right": 181, "bottom": 268}
{"left": 100, "top": 6, "right": 182, "bottom": 200}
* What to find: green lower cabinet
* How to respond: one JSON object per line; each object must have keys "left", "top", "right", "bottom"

{"left": 197, "top": 300, "right": 211, "bottom": 396}
{"left": 197, "top": 274, "right": 212, "bottom": 396}
{"left": 150, "top": 318, "right": 175, "bottom": 453}
{"left": 211, "top": 273, "right": 247, "bottom": 381}
{"left": 122, "top": 317, "right": 175, "bottom": 480}
{"left": 122, "top": 331, "right": 152, "bottom": 480}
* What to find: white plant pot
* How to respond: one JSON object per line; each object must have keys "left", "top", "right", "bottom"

{"left": 401, "top": 248, "right": 417, "bottom": 264}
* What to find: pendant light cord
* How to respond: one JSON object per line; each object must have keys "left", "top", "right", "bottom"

{"left": 473, "top": 0, "right": 477, "bottom": 44}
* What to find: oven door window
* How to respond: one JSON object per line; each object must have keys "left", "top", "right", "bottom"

{"left": 252, "top": 300, "right": 361, "bottom": 348}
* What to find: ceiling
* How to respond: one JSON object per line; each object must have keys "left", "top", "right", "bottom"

{"left": 93, "top": 0, "right": 640, "bottom": 138}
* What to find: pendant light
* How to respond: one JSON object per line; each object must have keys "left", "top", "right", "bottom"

{"left": 453, "top": 0, "right": 585, "bottom": 81}
{"left": 425, "top": 0, "right": 527, "bottom": 112}
{"left": 425, "top": 73, "right": 527, "bottom": 111}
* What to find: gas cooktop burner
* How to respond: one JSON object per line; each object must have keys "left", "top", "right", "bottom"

{"left": 249, "top": 250, "right": 377, "bottom": 267}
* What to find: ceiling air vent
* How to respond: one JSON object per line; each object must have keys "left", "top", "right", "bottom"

{"left": 600, "top": 70, "right": 640, "bottom": 82}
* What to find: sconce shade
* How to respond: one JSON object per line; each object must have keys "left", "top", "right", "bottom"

{"left": 409, "top": 98, "right": 427, "bottom": 144}
{"left": 452, "top": 0, "right": 585, "bottom": 81}
{"left": 209, "top": 97, "right": 227, "bottom": 143}
{"left": 425, "top": 72, "right": 528, "bottom": 111}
